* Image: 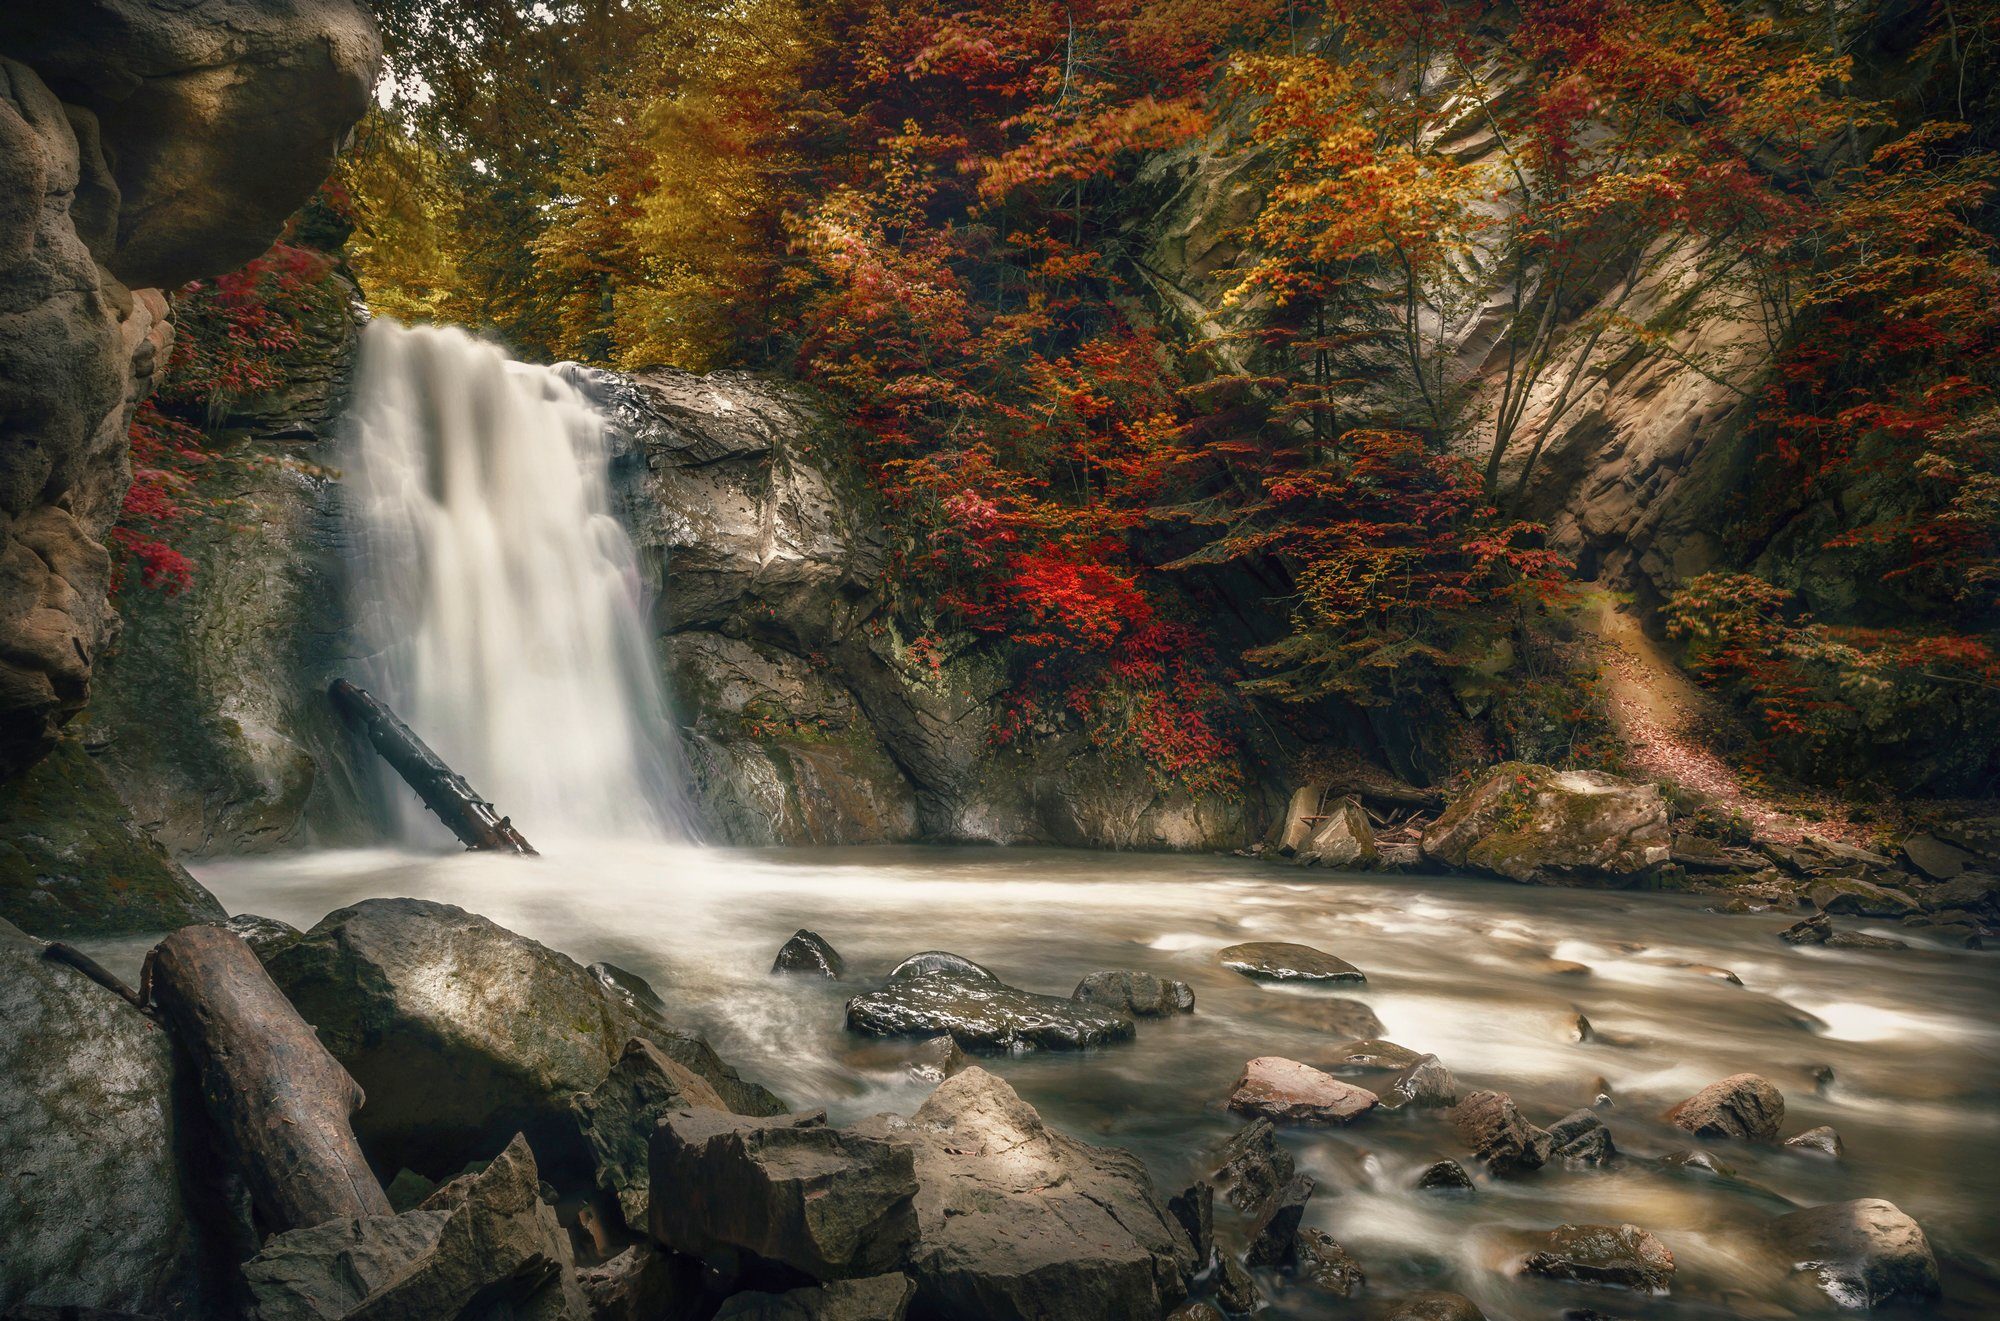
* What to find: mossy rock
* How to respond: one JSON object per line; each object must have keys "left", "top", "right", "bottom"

{"left": 0, "top": 740, "right": 224, "bottom": 937}
{"left": 1421, "top": 761, "right": 1670, "bottom": 886}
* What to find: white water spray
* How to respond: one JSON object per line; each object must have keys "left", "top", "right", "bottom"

{"left": 343, "top": 319, "right": 688, "bottom": 843}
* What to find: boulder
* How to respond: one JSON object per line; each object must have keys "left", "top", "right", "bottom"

{"left": 267, "top": 898, "right": 782, "bottom": 1174}
{"left": 1420, "top": 763, "right": 1670, "bottom": 885}
{"left": 573, "top": 1037, "right": 727, "bottom": 1228}
{"left": 244, "top": 1134, "right": 589, "bottom": 1321}
{"left": 887, "top": 950, "right": 998, "bottom": 982}
{"left": 1216, "top": 941, "right": 1365, "bottom": 983}
{"left": 1521, "top": 1223, "right": 1675, "bottom": 1292}
{"left": 1243, "top": 1172, "right": 1316, "bottom": 1267}
{"left": 772, "top": 929, "right": 845, "bottom": 977}
{"left": 0, "top": 918, "right": 218, "bottom": 1316}
{"left": 1070, "top": 969, "right": 1195, "bottom": 1016}
{"left": 1546, "top": 1110, "right": 1617, "bottom": 1167}
{"left": 1448, "top": 1091, "right": 1553, "bottom": 1177}
{"left": 1810, "top": 877, "right": 1921, "bottom": 918}
{"left": 1289, "top": 1228, "right": 1364, "bottom": 1296}
{"left": 0, "top": 741, "right": 226, "bottom": 937}
{"left": 1297, "top": 797, "right": 1377, "bottom": 869}
{"left": 846, "top": 970, "right": 1135, "bottom": 1052}
{"left": 1901, "top": 834, "right": 1973, "bottom": 881}
{"left": 1784, "top": 1126, "right": 1843, "bottom": 1159}
{"left": 1275, "top": 785, "right": 1321, "bottom": 854}
{"left": 1211, "top": 1118, "right": 1296, "bottom": 1214}
{"left": 1779, "top": 914, "right": 1831, "bottom": 945}
{"left": 869, "top": 1067, "right": 1193, "bottom": 1321}
{"left": 648, "top": 1108, "right": 918, "bottom": 1280}
{"left": 576, "top": 1244, "right": 705, "bottom": 1321}
{"left": 1168, "top": 1181, "right": 1213, "bottom": 1265}
{"left": 1380, "top": 1054, "right": 1459, "bottom": 1110}
{"left": 1767, "top": 1199, "right": 1939, "bottom": 1309}
{"left": 1664, "top": 1074, "right": 1784, "bottom": 1141}
{"left": 1228, "top": 1057, "right": 1379, "bottom": 1125}
{"left": 1388, "top": 1292, "right": 1487, "bottom": 1321}
{"left": 222, "top": 912, "right": 302, "bottom": 958}
{"left": 711, "top": 1274, "right": 916, "bottom": 1321}
{"left": 1415, "top": 1159, "right": 1475, "bottom": 1192}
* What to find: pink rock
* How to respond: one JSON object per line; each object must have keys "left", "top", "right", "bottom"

{"left": 1228, "top": 1057, "right": 1379, "bottom": 1125}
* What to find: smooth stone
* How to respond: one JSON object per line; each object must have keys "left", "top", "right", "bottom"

{"left": 1664, "top": 1073, "right": 1785, "bottom": 1141}
{"left": 1448, "top": 1091, "right": 1552, "bottom": 1177}
{"left": 887, "top": 950, "right": 997, "bottom": 982}
{"left": 1290, "top": 1227, "right": 1364, "bottom": 1295}
{"left": 1521, "top": 1223, "right": 1675, "bottom": 1293}
{"left": 1784, "top": 1126, "right": 1844, "bottom": 1159}
{"left": 1416, "top": 1159, "right": 1475, "bottom": 1192}
{"left": 1228, "top": 1057, "right": 1380, "bottom": 1125}
{"left": 772, "top": 929, "right": 845, "bottom": 977}
{"left": 1217, "top": 941, "right": 1365, "bottom": 983}
{"left": 1767, "top": 1198, "right": 1939, "bottom": 1309}
{"left": 1071, "top": 969, "right": 1195, "bottom": 1016}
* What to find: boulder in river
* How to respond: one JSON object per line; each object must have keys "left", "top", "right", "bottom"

{"left": 1071, "top": 969, "right": 1195, "bottom": 1016}
{"left": 1547, "top": 1109, "right": 1617, "bottom": 1167}
{"left": 886, "top": 950, "right": 997, "bottom": 982}
{"left": 1664, "top": 1073, "right": 1785, "bottom": 1141}
{"left": 1420, "top": 762, "right": 1670, "bottom": 885}
{"left": 1780, "top": 914, "right": 1832, "bottom": 945}
{"left": 1290, "top": 1227, "right": 1365, "bottom": 1295}
{"left": 1228, "top": 1056, "right": 1380, "bottom": 1125}
{"left": 1448, "top": 1090, "right": 1553, "bottom": 1177}
{"left": 0, "top": 917, "right": 219, "bottom": 1316}
{"left": 845, "top": 967, "right": 1137, "bottom": 1051}
{"left": 1244, "top": 1172, "right": 1316, "bottom": 1267}
{"left": 862, "top": 1066, "right": 1194, "bottom": 1321}
{"left": 1324, "top": 1038, "right": 1425, "bottom": 1072}
{"left": 1784, "top": 1125, "right": 1844, "bottom": 1159}
{"left": 1380, "top": 1054, "right": 1460, "bottom": 1110}
{"left": 772, "top": 929, "right": 845, "bottom": 977}
{"left": 648, "top": 1107, "right": 918, "bottom": 1280}
{"left": 573, "top": 1037, "right": 727, "bottom": 1228}
{"left": 1212, "top": 1118, "right": 1296, "bottom": 1214}
{"left": 1521, "top": 1223, "right": 1675, "bottom": 1292}
{"left": 712, "top": 1273, "right": 917, "bottom": 1320}
{"left": 1217, "top": 941, "right": 1365, "bottom": 983}
{"left": 267, "top": 898, "right": 783, "bottom": 1175}
{"left": 1767, "top": 1198, "right": 1939, "bottom": 1309}
{"left": 1416, "top": 1159, "right": 1475, "bottom": 1192}
{"left": 1388, "top": 1292, "right": 1488, "bottom": 1320}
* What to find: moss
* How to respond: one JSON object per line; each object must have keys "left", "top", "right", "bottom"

{"left": 0, "top": 740, "right": 224, "bottom": 937}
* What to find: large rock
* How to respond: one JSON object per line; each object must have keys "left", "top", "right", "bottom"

{"left": 649, "top": 1108, "right": 918, "bottom": 1280}
{"left": 0, "top": 917, "right": 219, "bottom": 1316}
{"left": 0, "top": 739, "right": 225, "bottom": 936}
{"left": 772, "top": 929, "right": 846, "bottom": 977}
{"left": 1211, "top": 1118, "right": 1296, "bottom": 1214}
{"left": 1664, "top": 1074, "right": 1784, "bottom": 1141}
{"left": 1767, "top": 1199, "right": 1939, "bottom": 1309}
{"left": 1521, "top": 1223, "right": 1675, "bottom": 1292}
{"left": 572, "top": 1037, "right": 726, "bottom": 1229}
{"left": 1216, "top": 941, "right": 1365, "bottom": 982}
{"left": 1295, "top": 797, "right": 1377, "bottom": 868}
{"left": 867, "top": 1067, "right": 1194, "bottom": 1321}
{"left": 267, "top": 898, "right": 782, "bottom": 1174}
{"left": 1070, "top": 969, "right": 1195, "bottom": 1016}
{"left": 1421, "top": 763, "right": 1670, "bottom": 885}
{"left": 1447, "top": 1090, "right": 1553, "bottom": 1177}
{"left": 845, "top": 968, "right": 1136, "bottom": 1052}
{"left": 244, "top": 1133, "right": 589, "bottom": 1321}
{"left": 1227, "top": 1057, "right": 1379, "bottom": 1125}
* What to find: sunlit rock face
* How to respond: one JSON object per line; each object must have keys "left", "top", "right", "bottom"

{"left": 0, "top": 0, "right": 380, "bottom": 782}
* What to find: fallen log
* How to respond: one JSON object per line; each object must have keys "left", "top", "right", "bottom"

{"left": 329, "top": 678, "right": 537, "bottom": 854}
{"left": 144, "top": 924, "right": 392, "bottom": 1232}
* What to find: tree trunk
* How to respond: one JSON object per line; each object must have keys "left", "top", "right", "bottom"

{"left": 144, "top": 924, "right": 392, "bottom": 1233}
{"left": 329, "top": 678, "right": 537, "bottom": 854}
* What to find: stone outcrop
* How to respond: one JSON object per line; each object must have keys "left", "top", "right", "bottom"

{"left": 0, "top": 0, "right": 379, "bottom": 782}
{"left": 1421, "top": 762, "right": 1670, "bottom": 885}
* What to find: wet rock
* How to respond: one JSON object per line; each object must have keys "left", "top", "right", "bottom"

{"left": 1289, "top": 1227, "right": 1364, "bottom": 1295}
{"left": 907, "top": 1034, "right": 967, "bottom": 1083}
{"left": 712, "top": 1273, "right": 916, "bottom": 1321}
{"left": 1072, "top": 968, "right": 1196, "bottom": 1016}
{"left": 1767, "top": 1198, "right": 1939, "bottom": 1309}
{"left": 1521, "top": 1223, "right": 1675, "bottom": 1293}
{"left": 245, "top": 1134, "right": 589, "bottom": 1321}
{"left": 0, "top": 918, "right": 214, "bottom": 1316}
{"left": 1779, "top": 914, "right": 1831, "bottom": 945}
{"left": 1902, "top": 834, "right": 1973, "bottom": 881}
{"left": 268, "top": 898, "right": 784, "bottom": 1174}
{"left": 1381, "top": 1054, "right": 1460, "bottom": 1110}
{"left": 1561, "top": 1010, "right": 1595, "bottom": 1042}
{"left": 1827, "top": 930, "right": 1909, "bottom": 950}
{"left": 1420, "top": 763, "right": 1670, "bottom": 885}
{"left": 772, "top": 929, "right": 845, "bottom": 977}
{"left": 1547, "top": 1110, "right": 1617, "bottom": 1167}
{"left": 1784, "top": 1126, "right": 1844, "bottom": 1158}
{"left": 1212, "top": 1118, "right": 1296, "bottom": 1214}
{"left": 1416, "top": 1159, "right": 1475, "bottom": 1192}
{"left": 574, "top": 1037, "right": 727, "bottom": 1228}
{"left": 590, "top": 959, "right": 672, "bottom": 1019}
{"left": 1244, "top": 1173, "right": 1316, "bottom": 1267}
{"left": 871, "top": 1067, "right": 1195, "bottom": 1321}
{"left": 222, "top": 912, "right": 301, "bottom": 958}
{"left": 887, "top": 950, "right": 997, "bottom": 982}
{"left": 576, "top": 1244, "right": 705, "bottom": 1321}
{"left": 1324, "top": 1038, "right": 1425, "bottom": 1072}
{"left": 1388, "top": 1292, "right": 1488, "bottom": 1320}
{"left": 1229, "top": 1057, "right": 1380, "bottom": 1125}
{"left": 1215, "top": 1254, "right": 1259, "bottom": 1315}
{"left": 648, "top": 1107, "right": 917, "bottom": 1280}
{"left": 1664, "top": 1073, "right": 1785, "bottom": 1141}
{"left": 1216, "top": 941, "right": 1365, "bottom": 983}
{"left": 845, "top": 969, "right": 1136, "bottom": 1052}
{"left": 1169, "top": 1181, "right": 1214, "bottom": 1265}
{"left": 1448, "top": 1090, "right": 1553, "bottom": 1177}
{"left": 1296, "top": 797, "right": 1377, "bottom": 869}
{"left": 1809, "top": 877, "right": 1921, "bottom": 918}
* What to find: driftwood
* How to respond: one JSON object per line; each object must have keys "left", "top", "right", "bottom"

{"left": 329, "top": 678, "right": 537, "bottom": 854}
{"left": 42, "top": 940, "right": 145, "bottom": 1008}
{"left": 144, "top": 924, "right": 392, "bottom": 1232}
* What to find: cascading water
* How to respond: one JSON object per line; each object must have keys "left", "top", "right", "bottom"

{"left": 342, "top": 318, "right": 689, "bottom": 844}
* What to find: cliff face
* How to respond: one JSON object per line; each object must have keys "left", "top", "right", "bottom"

{"left": 0, "top": 0, "right": 379, "bottom": 781}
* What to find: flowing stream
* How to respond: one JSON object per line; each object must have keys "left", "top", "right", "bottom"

{"left": 342, "top": 319, "right": 686, "bottom": 842}
{"left": 190, "top": 844, "right": 2000, "bottom": 1320}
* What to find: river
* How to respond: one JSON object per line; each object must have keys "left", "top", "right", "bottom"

{"left": 186, "top": 841, "right": 1998, "bottom": 1320}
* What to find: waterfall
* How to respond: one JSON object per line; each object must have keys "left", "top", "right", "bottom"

{"left": 342, "top": 319, "right": 689, "bottom": 844}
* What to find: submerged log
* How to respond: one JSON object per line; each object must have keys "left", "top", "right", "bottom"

{"left": 144, "top": 924, "right": 392, "bottom": 1232}
{"left": 329, "top": 678, "right": 537, "bottom": 854}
